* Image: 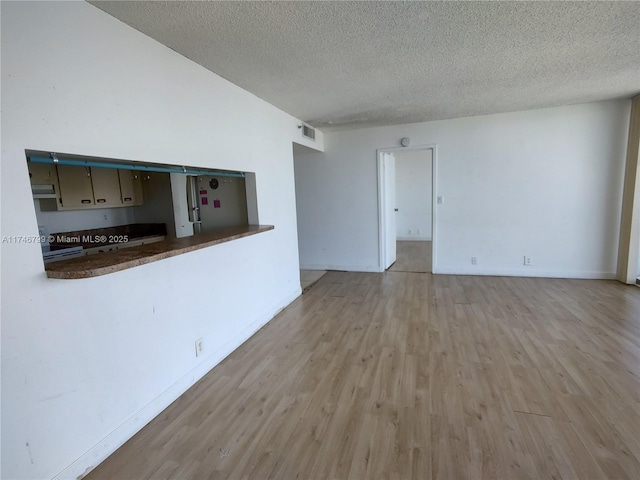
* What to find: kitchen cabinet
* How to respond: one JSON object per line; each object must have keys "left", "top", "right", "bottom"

{"left": 28, "top": 163, "right": 55, "bottom": 185}
{"left": 118, "top": 170, "right": 144, "bottom": 205}
{"left": 91, "top": 168, "right": 122, "bottom": 206}
{"left": 56, "top": 165, "right": 95, "bottom": 208}
{"left": 28, "top": 162, "right": 58, "bottom": 199}
{"left": 38, "top": 166, "right": 146, "bottom": 210}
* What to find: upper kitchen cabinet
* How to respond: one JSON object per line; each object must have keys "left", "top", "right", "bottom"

{"left": 28, "top": 162, "right": 55, "bottom": 185}
{"left": 28, "top": 162, "right": 58, "bottom": 199}
{"left": 56, "top": 165, "right": 95, "bottom": 208}
{"left": 33, "top": 162, "right": 146, "bottom": 211}
{"left": 91, "top": 168, "right": 122, "bottom": 207}
{"left": 118, "top": 170, "right": 144, "bottom": 206}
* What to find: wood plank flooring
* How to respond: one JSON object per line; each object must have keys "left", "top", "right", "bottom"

{"left": 85, "top": 272, "right": 640, "bottom": 480}
{"left": 300, "top": 270, "right": 327, "bottom": 291}
{"left": 389, "top": 241, "right": 432, "bottom": 273}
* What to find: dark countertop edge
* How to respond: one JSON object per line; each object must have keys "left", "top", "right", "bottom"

{"left": 45, "top": 225, "right": 274, "bottom": 279}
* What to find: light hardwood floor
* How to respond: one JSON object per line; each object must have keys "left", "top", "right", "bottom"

{"left": 389, "top": 241, "right": 432, "bottom": 273}
{"left": 300, "top": 270, "right": 327, "bottom": 291}
{"left": 86, "top": 272, "right": 640, "bottom": 480}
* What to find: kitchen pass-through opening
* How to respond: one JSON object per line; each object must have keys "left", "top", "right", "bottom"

{"left": 26, "top": 150, "right": 258, "bottom": 265}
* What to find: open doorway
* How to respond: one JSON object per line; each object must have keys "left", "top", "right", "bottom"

{"left": 293, "top": 142, "right": 327, "bottom": 292}
{"left": 377, "top": 145, "right": 436, "bottom": 273}
{"left": 390, "top": 149, "right": 433, "bottom": 273}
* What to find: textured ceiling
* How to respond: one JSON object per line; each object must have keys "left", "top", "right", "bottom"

{"left": 91, "top": 1, "right": 640, "bottom": 131}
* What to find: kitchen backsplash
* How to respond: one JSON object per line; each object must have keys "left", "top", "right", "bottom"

{"left": 34, "top": 199, "right": 137, "bottom": 233}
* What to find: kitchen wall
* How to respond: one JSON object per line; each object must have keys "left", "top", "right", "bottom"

{"left": 195, "top": 175, "right": 249, "bottom": 231}
{"left": 132, "top": 172, "right": 176, "bottom": 237}
{"left": 395, "top": 149, "right": 432, "bottom": 241}
{"left": 294, "top": 100, "right": 629, "bottom": 276}
{"left": 1, "top": 2, "right": 322, "bottom": 480}
{"left": 34, "top": 200, "right": 137, "bottom": 235}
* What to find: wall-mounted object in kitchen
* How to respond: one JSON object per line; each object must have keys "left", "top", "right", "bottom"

{"left": 27, "top": 150, "right": 245, "bottom": 212}
{"left": 118, "top": 170, "right": 144, "bottom": 206}
{"left": 35, "top": 164, "right": 145, "bottom": 211}
{"left": 28, "top": 162, "right": 58, "bottom": 198}
{"left": 186, "top": 175, "right": 249, "bottom": 233}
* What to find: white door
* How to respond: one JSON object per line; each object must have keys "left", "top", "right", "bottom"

{"left": 382, "top": 152, "right": 397, "bottom": 269}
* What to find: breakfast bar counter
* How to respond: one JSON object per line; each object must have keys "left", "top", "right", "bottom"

{"left": 45, "top": 224, "right": 274, "bottom": 279}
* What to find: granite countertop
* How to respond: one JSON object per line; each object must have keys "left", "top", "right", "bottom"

{"left": 49, "top": 223, "right": 167, "bottom": 249}
{"left": 45, "top": 225, "right": 274, "bottom": 279}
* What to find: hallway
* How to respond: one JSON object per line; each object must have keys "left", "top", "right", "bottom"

{"left": 388, "top": 240, "right": 432, "bottom": 273}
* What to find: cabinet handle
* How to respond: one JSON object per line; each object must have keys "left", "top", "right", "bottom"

{"left": 124, "top": 197, "right": 132, "bottom": 202}
{"left": 81, "top": 199, "right": 91, "bottom": 204}
{"left": 96, "top": 199, "right": 106, "bottom": 203}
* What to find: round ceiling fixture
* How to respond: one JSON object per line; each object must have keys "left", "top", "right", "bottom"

{"left": 401, "top": 137, "right": 411, "bottom": 147}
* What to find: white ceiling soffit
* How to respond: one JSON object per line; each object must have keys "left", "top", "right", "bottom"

{"left": 91, "top": 1, "right": 640, "bottom": 131}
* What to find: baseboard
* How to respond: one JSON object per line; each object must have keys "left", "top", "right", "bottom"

{"left": 300, "top": 262, "right": 615, "bottom": 280}
{"left": 396, "top": 236, "right": 431, "bottom": 241}
{"left": 55, "top": 287, "right": 301, "bottom": 480}
{"left": 299, "top": 263, "right": 380, "bottom": 273}
{"left": 434, "top": 266, "right": 617, "bottom": 280}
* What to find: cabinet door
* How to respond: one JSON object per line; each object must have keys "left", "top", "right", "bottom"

{"left": 118, "top": 170, "right": 144, "bottom": 205}
{"left": 91, "top": 168, "right": 122, "bottom": 206}
{"left": 28, "top": 163, "right": 55, "bottom": 184}
{"left": 56, "top": 165, "right": 94, "bottom": 208}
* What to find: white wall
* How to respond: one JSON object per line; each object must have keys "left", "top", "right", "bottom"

{"left": 0, "top": 3, "right": 322, "bottom": 479}
{"left": 294, "top": 138, "right": 379, "bottom": 271}
{"left": 294, "top": 100, "right": 629, "bottom": 277}
{"left": 34, "top": 200, "right": 137, "bottom": 234}
{"left": 394, "top": 150, "right": 432, "bottom": 241}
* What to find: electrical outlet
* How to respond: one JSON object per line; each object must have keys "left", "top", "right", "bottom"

{"left": 103, "top": 213, "right": 108, "bottom": 221}
{"left": 195, "top": 337, "right": 204, "bottom": 357}
{"left": 471, "top": 257, "right": 477, "bottom": 265}
{"left": 524, "top": 256, "right": 532, "bottom": 266}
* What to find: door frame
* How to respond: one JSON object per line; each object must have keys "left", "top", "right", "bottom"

{"left": 376, "top": 144, "right": 438, "bottom": 273}
{"left": 379, "top": 152, "right": 397, "bottom": 270}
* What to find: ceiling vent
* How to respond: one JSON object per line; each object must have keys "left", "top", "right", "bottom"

{"left": 301, "top": 124, "right": 316, "bottom": 141}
